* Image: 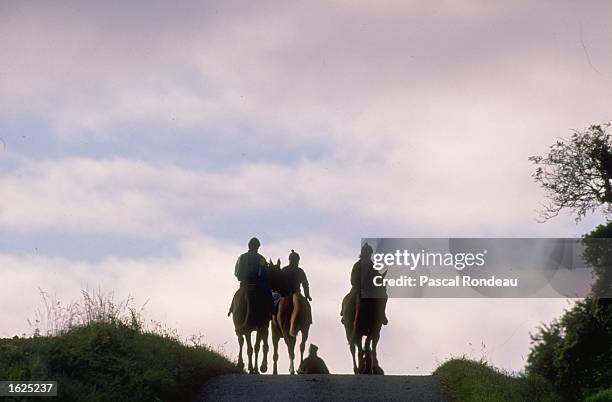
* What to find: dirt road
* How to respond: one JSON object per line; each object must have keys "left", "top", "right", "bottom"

{"left": 197, "top": 374, "right": 449, "bottom": 402}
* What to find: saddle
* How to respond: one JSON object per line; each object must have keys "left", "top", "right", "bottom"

{"left": 228, "top": 284, "right": 271, "bottom": 318}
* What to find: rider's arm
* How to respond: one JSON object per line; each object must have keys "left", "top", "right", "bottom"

{"left": 350, "top": 261, "right": 361, "bottom": 288}
{"left": 300, "top": 268, "right": 311, "bottom": 300}
{"left": 234, "top": 256, "right": 241, "bottom": 279}
{"left": 258, "top": 255, "right": 268, "bottom": 277}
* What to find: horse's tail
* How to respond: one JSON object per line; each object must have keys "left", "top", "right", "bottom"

{"left": 278, "top": 297, "right": 292, "bottom": 339}
{"left": 340, "top": 290, "right": 356, "bottom": 329}
{"left": 228, "top": 289, "right": 239, "bottom": 317}
{"left": 241, "top": 290, "right": 251, "bottom": 329}
{"left": 289, "top": 293, "right": 310, "bottom": 337}
{"left": 289, "top": 293, "right": 299, "bottom": 337}
{"left": 228, "top": 299, "right": 233, "bottom": 317}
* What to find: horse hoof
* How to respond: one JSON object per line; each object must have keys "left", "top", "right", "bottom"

{"left": 260, "top": 364, "right": 268, "bottom": 373}
{"left": 237, "top": 362, "right": 244, "bottom": 371}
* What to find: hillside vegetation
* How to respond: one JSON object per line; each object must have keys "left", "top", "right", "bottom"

{"left": 434, "top": 358, "right": 558, "bottom": 402}
{"left": 0, "top": 290, "right": 241, "bottom": 402}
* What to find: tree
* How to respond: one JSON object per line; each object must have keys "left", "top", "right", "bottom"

{"left": 527, "top": 320, "right": 563, "bottom": 382}
{"left": 527, "top": 297, "right": 612, "bottom": 402}
{"left": 529, "top": 124, "right": 612, "bottom": 221}
{"left": 583, "top": 224, "right": 612, "bottom": 300}
{"left": 528, "top": 124, "right": 612, "bottom": 401}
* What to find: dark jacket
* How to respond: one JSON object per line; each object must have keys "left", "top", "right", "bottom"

{"left": 235, "top": 251, "right": 268, "bottom": 285}
{"left": 350, "top": 259, "right": 386, "bottom": 298}
{"left": 282, "top": 264, "right": 310, "bottom": 297}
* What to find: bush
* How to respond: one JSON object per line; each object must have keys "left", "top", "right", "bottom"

{"left": 527, "top": 298, "right": 612, "bottom": 402}
{"left": 434, "top": 358, "right": 558, "bottom": 402}
{"left": 527, "top": 222, "right": 612, "bottom": 401}
{"left": 585, "top": 388, "right": 612, "bottom": 402}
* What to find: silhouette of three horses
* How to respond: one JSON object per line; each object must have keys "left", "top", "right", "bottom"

{"left": 228, "top": 242, "right": 386, "bottom": 375}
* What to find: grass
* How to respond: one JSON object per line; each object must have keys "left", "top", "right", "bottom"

{"left": 434, "top": 358, "right": 559, "bottom": 402}
{"left": 0, "top": 289, "right": 241, "bottom": 402}
{"left": 585, "top": 388, "right": 612, "bottom": 402}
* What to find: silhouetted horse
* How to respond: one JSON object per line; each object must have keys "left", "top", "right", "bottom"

{"left": 341, "top": 290, "right": 385, "bottom": 374}
{"left": 270, "top": 259, "right": 312, "bottom": 375}
{"left": 228, "top": 262, "right": 286, "bottom": 374}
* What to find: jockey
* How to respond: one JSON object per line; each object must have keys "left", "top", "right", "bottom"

{"left": 281, "top": 249, "right": 312, "bottom": 301}
{"left": 348, "top": 242, "right": 388, "bottom": 325}
{"left": 234, "top": 237, "right": 273, "bottom": 310}
{"left": 235, "top": 237, "right": 268, "bottom": 286}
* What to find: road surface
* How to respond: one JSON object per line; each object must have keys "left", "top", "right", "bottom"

{"left": 197, "top": 374, "right": 449, "bottom": 402}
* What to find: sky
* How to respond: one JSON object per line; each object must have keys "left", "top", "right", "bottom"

{"left": 1, "top": 0, "right": 612, "bottom": 374}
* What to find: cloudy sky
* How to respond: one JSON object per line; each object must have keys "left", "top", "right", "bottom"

{"left": 1, "top": 1, "right": 611, "bottom": 374}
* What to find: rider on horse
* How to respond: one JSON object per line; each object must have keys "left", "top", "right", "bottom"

{"left": 342, "top": 242, "right": 388, "bottom": 325}
{"left": 271, "top": 249, "right": 313, "bottom": 374}
{"left": 281, "top": 249, "right": 312, "bottom": 301}
{"left": 234, "top": 237, "right": 273, "bottom": 313}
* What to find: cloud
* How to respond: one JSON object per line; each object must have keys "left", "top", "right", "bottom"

{"left": 2, "top": 0, "right": 611, "bottom": 144}
{"left": 0, "top": 157, "right": 186, "bottom": 236}
{"left": 0, "top": 145, "right": 601, "bottom": 243}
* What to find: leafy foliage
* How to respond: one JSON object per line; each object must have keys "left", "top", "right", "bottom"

{"left": 527, "top": 295, "right": 612, "bottom": 401}
{"left": 528, "top": 129, "right": 612, "bottom": 401}
{"left": 583, "top": 223, "right": 612, "bottom": 300}
{"left": 529, "top": 124, "right": 612, "bottom": 221}
{"left": 526, "top": 321, "right": 563, "bottom": 382}
{"left": 585, "top": 388, "right": 612, "bottom": 402}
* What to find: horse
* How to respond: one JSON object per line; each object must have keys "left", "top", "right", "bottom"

{"left": 341, "top": 289, "right": 385, "bottom": 374}
{"left": 270, "top": 259, "right": 312, "bottom": 375}
{"left": 228, "top": 261, "right": 286, "bottom": 374}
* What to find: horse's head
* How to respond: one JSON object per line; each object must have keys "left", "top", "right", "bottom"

{"left": 267, "top": 258, "right": 289, "bottom": 295}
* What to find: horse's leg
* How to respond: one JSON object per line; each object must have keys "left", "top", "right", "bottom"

{"left": 372, "top": 330, "right": 381, "bottom": 374}
{"left": 272, "top": 319, "right": 280, "bottom": 375}
{"left": 345, "top": 308, "right": 357, "bottom": 374}
{"left": 285, "top": 335, "right": 296, "bottom": 375}
{"left": 245, "top": 331, "right": 254, "bottom": 374}
{"left": 299, "top": 326, "right": 309, "bottom": 366}
{"left": 355, "top": 336, "right": 364, "bottom": 374}
{"left": 237, "top": 333, "right": 244, "bottom": 371}
{"left": 350, "top": 341, "right": 358, "bottom": 374}
{"left": 364, "top": 336, "right": 373, "bottom": 374}
{"left": 254, "top": 330, "right": 261, "bottom": 374}
{"left": 260, "top": 326, "right": 269, "bottom": 373}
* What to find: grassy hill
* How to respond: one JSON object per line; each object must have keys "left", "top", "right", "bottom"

{"left": 0, "top": 290, "right": 241, "bottom": 402}
{"left": 0, "top": 321, "right": 241, "bottom": 402}
{"left": 434, "top": 358, "right": 559, "bottom": 402}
